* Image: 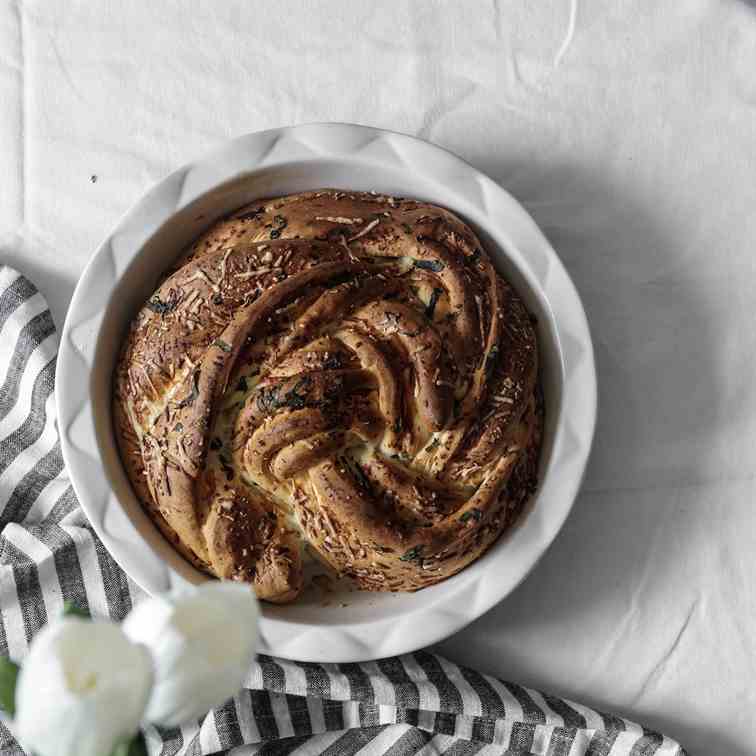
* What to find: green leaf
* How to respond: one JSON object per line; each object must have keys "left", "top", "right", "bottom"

{"left": 110, "top": 733, "right": 148, "bottom": 756}
{"left": 0, "top": 657, "right": 20, "bottom": 715}
{"left": 62, "top": 600, "right": 90, "bottom": 619}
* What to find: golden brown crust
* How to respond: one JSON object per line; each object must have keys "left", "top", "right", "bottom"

{"left": 113, "top": 189, "right": 543, "bottom": 600}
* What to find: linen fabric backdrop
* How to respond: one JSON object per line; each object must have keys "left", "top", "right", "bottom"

{"left": 2, "top": 2, "right": 756, "bottom": 753}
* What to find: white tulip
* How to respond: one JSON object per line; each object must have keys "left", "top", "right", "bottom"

{"left": 14, "top": 618, "right": 153, "bottom": 756}
{"left": 122, "top": 581, "right": 259, "bottom": 727}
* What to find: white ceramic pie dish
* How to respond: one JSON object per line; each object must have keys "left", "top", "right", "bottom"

{"left": 57, "top": 124, "right": 596, "bottom": 662}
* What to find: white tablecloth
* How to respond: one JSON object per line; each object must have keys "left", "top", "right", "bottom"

{"left": 1, "top": 2, "right": 754, "bottom": 753}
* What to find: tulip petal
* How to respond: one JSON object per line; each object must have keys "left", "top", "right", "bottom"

{"left": 14, "top": 618, "right": 153, "bottom": 756}
{"left": 123, "top": 581, "right": 259, "bottom": 727}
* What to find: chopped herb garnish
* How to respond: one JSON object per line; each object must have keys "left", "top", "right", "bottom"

{"left": 177, "top": 371, "right": 200, "bottom": 409}
{"left": 401, "top": 222, "right": 413, "bottom": 234}
{"left": 213, "top": 338, "right": 232, "bottom": 352}
{"left": 283, "top": 376, "right": 313, "bottom": 410}
{"left": 146, "top": 296, "right": 176, "bottom": 316}
{"left": 256, "top": 385, "right": 282, "bottom": 414}
{"left": 219, "top": 454, "right": 234, "bottom": 481}
{"left": 466, "top": 249, "right": 481, "bottom": 266}
{"left": 237, "top": 207, "right": 264, "bottom": 221}
{"left": 393, "top": 415, "right": 403, "bottom": 434}
{"left": 485, "top": 346, "right": 500, "bottom": 377}
{"left": 350, "top": 461, "right": 373, "bottom": 495}
{"left": 269, "top": 228, "right": 281, "bottom": 239}
{"left": 255, "top": 376, "right": 316, "bottom": 414}
{"left": 236, "top": 376, "right": 248, "bottom": 392}
{"left": 209, "top": 437, "right": 223, "bottom": 451}
{"left": 460, "top": 508, "right": 483, "bottom": 524}
{"left": 414, "top": 259, "right": 445, "bottom": 272}
{"left": 425, "top": 288, "right": 443, "bottom": 319}
{"left": 400, "top": 545, "right": 424, "bottom": 562}
{"left": 322, "top": 353, "right": 343, "bottom": 370}
{"left": 212, "top": 293, "right": 224, "bottom": 305}
{"left": 273, "top": 214, "right": 288, "bottom": 228}
{"left": 173, "top": 422, "right": 184, "bottom": 433}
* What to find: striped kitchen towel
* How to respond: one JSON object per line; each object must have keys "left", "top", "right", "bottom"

{"left": 0, "top": 265, "right": 686, "bottom": 756}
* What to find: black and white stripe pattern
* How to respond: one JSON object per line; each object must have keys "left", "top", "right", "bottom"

{"left": 0, "top": 267, "right": 687, "bottom": 756}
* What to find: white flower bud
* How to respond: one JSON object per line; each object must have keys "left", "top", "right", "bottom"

{"left": 122, "top": 581, "right": 259, "bottom": 727}
{"left": 14, "top": 618, "right": 153, "bottom": 756}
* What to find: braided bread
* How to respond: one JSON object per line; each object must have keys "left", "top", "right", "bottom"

{"left": 114, "top": 190, "right": 543, "bottom": 602}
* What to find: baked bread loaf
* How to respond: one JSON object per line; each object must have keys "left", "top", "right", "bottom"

{"left": 114, "top": 190, "right": 543, "bottom": 602}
